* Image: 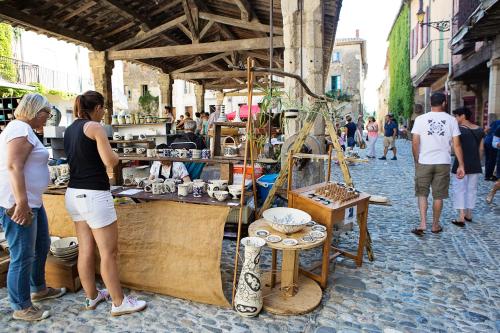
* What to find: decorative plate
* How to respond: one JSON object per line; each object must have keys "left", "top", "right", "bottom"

{"left": 266, "top": 235, "right": 282, "bottom": 243}
{"left": 312, "top": 225, "right": 327, "bottom": 232}
{"left": 310, "top": 231, "right": 326, "bottom": 239}
{"left": 255, "top": 229, "right": 270, "bottom": 237}
{"left": 301, "top": 235, "right": 315, "bottom": 243}
{"left": 282, "top": 238, "right": 298, "bottom": 246}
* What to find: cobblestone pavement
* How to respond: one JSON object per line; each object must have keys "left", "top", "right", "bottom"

{"left": 1, "top": 140, "right": 499, "bottom": 333}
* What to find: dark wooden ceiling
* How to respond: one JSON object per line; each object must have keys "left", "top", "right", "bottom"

{"left": 0, "top": 0, "right": 342, "bottom": 88}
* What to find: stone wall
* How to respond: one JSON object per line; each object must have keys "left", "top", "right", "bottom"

{"left": 123, "top": 62, "right": 162, "bottom": 114}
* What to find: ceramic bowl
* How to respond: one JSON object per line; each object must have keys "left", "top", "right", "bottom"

{"left": 213, "top": 190, "right": 229, "bottom": 202}
{"left": 263, "top": 207, "right": 311, "bottom": 234}
{"left": 229, "top": 188, "right": 242, "bottom": 199}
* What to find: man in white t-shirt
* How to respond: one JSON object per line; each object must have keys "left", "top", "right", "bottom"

{"left": 410, "top": 92, "right": 465, "bottom": 236}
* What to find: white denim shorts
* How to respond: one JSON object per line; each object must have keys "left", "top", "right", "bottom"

{"left": 65, "top": 188, "right": 117, "bottom": 229}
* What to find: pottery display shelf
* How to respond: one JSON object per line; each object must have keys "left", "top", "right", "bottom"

{"left": 248, "top": 219, "right": 326, "bottom": 316}
{"left": 110, "top": 139, "right": 155, "bottom": 144}
{"left": 112, "top": 186, "right": 249, "bottom": 207}
{"left": 111, "top": 122, "right": 167, "bottom": 127}
{"left": 288, "top": 182, "right": 372, "bottom": 289}
{"left": 117, "top": 156, "right": 246, "bottom": 163}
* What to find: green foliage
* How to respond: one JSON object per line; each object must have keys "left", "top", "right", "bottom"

{"left": 388, "top": 4, "right": 414, "bottom": 120}
{"left": 325, "top": 89, "right": 353, "bottom": 102}
{"left": 0, "top": 82, "right": 76, "bottom": 99}
{"left": 0, "top": 23, "right": 17, "bottom": 82}
{"left": 138, "top": 90, "right": 159, "bottom": 115}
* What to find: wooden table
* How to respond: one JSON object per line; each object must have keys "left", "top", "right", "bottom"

{"left": 248, "top": 219, "right": 325, "bottom": 315}
{"left": 288, "top": 183, "right": 372, "bottom": 289}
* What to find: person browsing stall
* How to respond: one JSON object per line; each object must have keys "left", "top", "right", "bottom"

{"left": 171, "top": 120, "right": 207, "bottom": 150}
{"left": 64, "top": 91, "right": 147, "bottom": 316}
{"left": 149, "top": 144, "right": 191, "bottom": 182}
{"left": 0, "top": 94, "right": 66, "bottom": 321}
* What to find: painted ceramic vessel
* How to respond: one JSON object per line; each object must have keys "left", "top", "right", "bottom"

{"left": 263, "top": 207, "right": 311, "bottom": 234}
{"left": 234, "top": 237, "right": 265, "bottom": 317}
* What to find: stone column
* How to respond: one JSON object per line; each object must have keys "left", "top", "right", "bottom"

{"left": 281, "top": 0, "right": 302, "bottom": 137}
{"left": 281, "top": 0, "right": 325, "bottom": 137}
{"left": 215, "top": 90, "right": 224, "bottom": 106}
{"left": 488, "top": 58, "right": 500, "bottom": 123}
{"left": 449, "top": 81, "right": 464, "bottom": 112}
{"left": 194, "top": 83, "right": 205, "bottom": 114}
{"left": 159, "top": 73, "right": 173, "bottom": 116}
{"left": 89, "top": 51, "right": 114, "bottom": 124}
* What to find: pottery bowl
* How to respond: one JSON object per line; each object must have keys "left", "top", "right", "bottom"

{"left": 50, "top": 237, "right": 78, "bottom": 255}
{"left": 213, "top": 190, "right": 229, "bottom": 202}
{"left": 263, "top": 207, "right": 311, "bottom": 234}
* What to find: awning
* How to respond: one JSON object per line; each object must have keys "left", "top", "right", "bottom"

{"left": 0, "top": 78, "right": 37, "bottom": 91}
{"left": 452, "top": 0, "right": 500, "bottom": 45}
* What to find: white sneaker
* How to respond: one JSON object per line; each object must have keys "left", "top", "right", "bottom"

{"left": 85, "top": 289, "right": 110, "bottom": 310}
{"left": 111, "top": 295, "right": 146, "bottom": 316}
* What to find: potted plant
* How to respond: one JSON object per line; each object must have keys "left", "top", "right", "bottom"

{"left": 138, "top": 90, "right": 159, "bottom": 121}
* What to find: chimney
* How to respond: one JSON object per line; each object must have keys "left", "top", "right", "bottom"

{"left": 356, "top": 29, "right": 359, "bottom": 38}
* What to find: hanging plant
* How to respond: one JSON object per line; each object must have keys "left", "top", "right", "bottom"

{"left": 138, "top": 90, "right": 159, "bottom": 116}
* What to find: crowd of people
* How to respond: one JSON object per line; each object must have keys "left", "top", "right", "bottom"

{"left": 336, "top": 92, "right": 498, "bottom": 236}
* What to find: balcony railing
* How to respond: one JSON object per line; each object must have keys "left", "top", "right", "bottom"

{"left": 415, "top": 39, "right": 450, "bottom": 80}
{"left": 452, "top": 0, "right": 480, "bottom": 34}
{"left": 0, "top": 56, "right": 93, "bottom": 94}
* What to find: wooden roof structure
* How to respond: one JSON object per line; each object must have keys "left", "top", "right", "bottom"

{"left": 0, "top": 0, "right": 342, "bottom": 89}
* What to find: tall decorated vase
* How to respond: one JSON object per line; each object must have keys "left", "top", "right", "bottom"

{"left": 234, "top": 237, "right": 265, "bottom": 317}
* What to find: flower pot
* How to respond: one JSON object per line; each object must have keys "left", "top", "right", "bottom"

{"left": 234, "top": 237, "right": 265, "bottom": 317}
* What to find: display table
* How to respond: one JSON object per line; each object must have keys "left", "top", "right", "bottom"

{"left": 248, "top": 219, "right": 325, "bottom": 315}
{"left": 43, "top": 191, "right": 232, "bottom": 308}
{"left": 288, "top": 183, "right": 371, "bottom": 289}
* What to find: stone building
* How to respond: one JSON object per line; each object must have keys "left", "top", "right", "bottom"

{"left": 377, "top": 50, "right": 390, "bottom": 129}
{"left": 326, "top": 35, "right": 367, "bottom": 119}
{"left": 450, "top": 0, "right": 500, "bottom": 126}
{"left": 409, "top": 0, "right": 453, "bottom": 114}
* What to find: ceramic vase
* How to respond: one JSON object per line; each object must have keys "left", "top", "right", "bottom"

{"left": 234, "top": 237, "right": 265, "bottom": 317}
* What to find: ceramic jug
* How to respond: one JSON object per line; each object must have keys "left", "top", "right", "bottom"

{"left": 234, "top": 237, "right": 265, "bottom": 317}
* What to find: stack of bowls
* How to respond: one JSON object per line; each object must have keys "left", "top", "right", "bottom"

{"left": 50, "top": 237, "right": 79, "bottom": 261}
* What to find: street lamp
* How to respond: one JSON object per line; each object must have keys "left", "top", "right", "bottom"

{"left": 416, "top": 7, "right": 450, "bottom": 32}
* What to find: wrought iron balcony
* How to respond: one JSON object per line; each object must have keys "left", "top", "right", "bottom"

{"left": 413, "top": 39, "right": 450, "bottom": 87}
{"left": 0, "top": 56, "right": 92, "bottom": 93}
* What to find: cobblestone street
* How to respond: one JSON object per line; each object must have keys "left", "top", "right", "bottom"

{"left": 1, "top": 140, "right": 499, "bottom": 333}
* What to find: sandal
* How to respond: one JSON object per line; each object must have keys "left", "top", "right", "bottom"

{"left": 451, "top": 220, "right": 465, "bottom": 227}
{"left": 431, "top": 226, "right": 443, "bottom": 234}
{"left": 411, "top": 228, "right": 425, "bottom": 236}
{"left": 464, "top": 217, "right": 473, "bottom": 222}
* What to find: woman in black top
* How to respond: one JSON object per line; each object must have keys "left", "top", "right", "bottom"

{"left": 64, "top": 91, "right": 146, "bottom": 316}
{"left": 451, "top": 108, "right": 484, "bottom": 227}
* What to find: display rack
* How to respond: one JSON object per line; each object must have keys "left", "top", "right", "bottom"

{"left": 0, "top": 97, "right": 20, "bottom": 133}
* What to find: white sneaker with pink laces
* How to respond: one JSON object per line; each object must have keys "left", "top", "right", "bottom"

{"left": 85, "top": 289, "right": 110, "bottom": 310}
{"left": 111, "top": 295, "right": 146, "bottom": 316}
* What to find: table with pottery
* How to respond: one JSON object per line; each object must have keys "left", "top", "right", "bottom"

{"left": 247, "top": 208, "right": 327, "bottom": 315}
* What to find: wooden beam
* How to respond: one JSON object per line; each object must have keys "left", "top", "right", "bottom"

{"left": 60, "top": 1, "right": 96, "bottom": 22}
{"left": 103, "top": 21, "right": 135, "bottom": 38}
{"left": 172, "top": 71, "right": 267, "bottom": 80}
{"left": 232, "top": 0, "right": 252, "bottom": 21}
{"left": 108, "top": 37, "right": 284, "bottom": 60}
{"left": 182, "top": 0, "right": 199, "bottom": 42}
{"left": 172, "top": 52, "right": 231, "bottom": 73}
{"left": 199, "top": 12, "right": 282, "bottom": 34}
{"left": 199, "top": 20, "right": 215, "bottom": 40}
{"left": 208, "top": 63, "right": 244, "bottom": 84}
{"left": 222, "top": 56, "right": 234, "bottom": 67}
{"left": 0, "top": 4, "right": 101, "bottom": 50}
{"left": 109, "top": 15, "right": 186, "bottom": 50}
{"left": 101, "top": 0, "right": 149, "bottom": 23}
{"left": 151, "top": 0, "right": 182, "bottom": 16}
{"left": 176, "top": 23, "right": 193, "bottom": 40}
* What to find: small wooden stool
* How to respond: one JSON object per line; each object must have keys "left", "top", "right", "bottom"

{"left": 45, "top": 255, "right": 81, "bottom": 292}
{"left": 249, "top": 219, "right": 325, "bottom": 315}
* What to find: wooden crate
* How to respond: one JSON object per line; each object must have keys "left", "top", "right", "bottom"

{"left": 45, "top": 255, "right": 81, "bottom": 292}
{"left": 0, "top": 251, "right": 9, "bottom": 288}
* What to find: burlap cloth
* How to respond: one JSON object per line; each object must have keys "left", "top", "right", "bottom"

{"left": 43, "top": 194, "right": 231, "bottom": 307}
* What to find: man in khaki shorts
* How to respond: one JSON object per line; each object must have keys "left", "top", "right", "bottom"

{"left": 410, "top": 92, "right": 465, "bottom": 236}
